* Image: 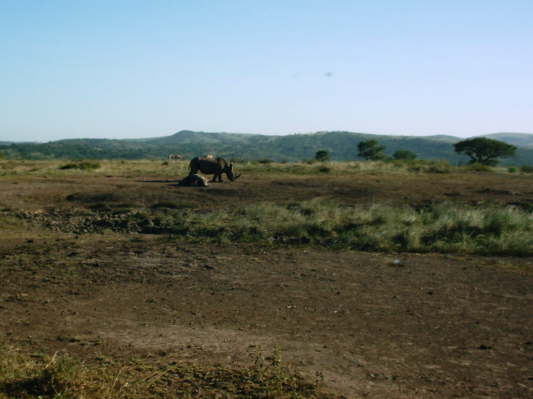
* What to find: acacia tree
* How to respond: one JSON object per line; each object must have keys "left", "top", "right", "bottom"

{"left": 358, "top": 140, "right": 386, "bottom": 160}
{"left": 454, "top": 138, "right": 516, "bottom": 166}
{"left": 315, "top": 150, "right": 330, "bottom": 162}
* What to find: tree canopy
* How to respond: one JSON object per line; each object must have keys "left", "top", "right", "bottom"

{"left": 358, "top": 140, "right": 386, "bottom": 160}
{"left": 454, "top": 138, "right": 516, "bottom": 165}
{"left": 314, "top": 150, "right": 330, "bottom": 162}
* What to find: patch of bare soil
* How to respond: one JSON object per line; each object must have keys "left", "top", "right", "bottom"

{"left": 1, "top": 236, "right": 532, "bottom": 398}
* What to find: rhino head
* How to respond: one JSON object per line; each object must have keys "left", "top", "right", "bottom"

{"left": 224, "top": 163, "right": 241, "bottom": 181}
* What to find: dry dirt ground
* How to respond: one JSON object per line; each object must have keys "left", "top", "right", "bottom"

{"left": 1, "top": 171, "right": 532, "bottom": 398}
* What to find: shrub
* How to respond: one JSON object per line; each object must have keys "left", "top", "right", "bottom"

{"left": 427, "top": 161, "right": 451, "bottom": 174}
{"left": 393, "top": 150, "right": 417, "bottom": 161}
{"left": 59, "top": 161, "right": 101, "bottom": 170}
{"left": 520, "top": 165, "right": 533, "bottom": 173}
{"left": 315, "top": 150, "right": 330, "bottom": 162}
{"left": 508, "top": 167, "right": 517, "bottom": 173}
{"left": 406, "top": 160, "right": 451, "bottom": 174}
{"left": 463, "top": 163, "right": 492, "bottom": 172}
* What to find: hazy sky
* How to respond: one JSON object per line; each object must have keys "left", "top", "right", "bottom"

{"left": 1, "top": 0, "right": 532, "bottom": 142}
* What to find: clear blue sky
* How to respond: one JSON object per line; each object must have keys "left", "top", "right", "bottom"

{"left": 1, "top": 0, "right": 532, "bottom": 142}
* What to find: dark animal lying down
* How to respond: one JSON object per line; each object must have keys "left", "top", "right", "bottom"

{"left": 178, "top": 174, "right": 208, "bottom": 187}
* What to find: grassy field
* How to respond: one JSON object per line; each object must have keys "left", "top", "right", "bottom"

{"left": 1, "top": 159, "right": 532, "bottom": 398}
{"left": 1, "top": 158, "right": 531, "bottom": 178}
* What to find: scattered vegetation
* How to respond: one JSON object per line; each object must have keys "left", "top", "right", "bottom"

{"left": 59, "top": 161, "right": 101, "bottom": 170}
{"left": 520, "top": 165, "right": 533, "bottom": 173}
{"left": 16, "top": 199, "right": 533, "bottom": 256}
{"left": 2, "top": 158, "right": 532, "bottom": 258}
{"left": 0, "top": 158, "right": 529, "bottom": 178}
{"left": 461, "top": 163, "right": 493, "bottom": 173}
{"left": 0, "top": 346, "right": 338, "bottom": 399}
{"left": 406, "top": 160, "right": 451, "bottom": 174}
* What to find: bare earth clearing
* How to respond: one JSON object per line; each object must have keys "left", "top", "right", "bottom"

{"left": 1, "top": 164, "right": 532, "bottom": 398}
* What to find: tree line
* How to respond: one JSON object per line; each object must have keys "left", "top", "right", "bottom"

{"left": 314, "top": 137, "right": 518, "bottom": 166}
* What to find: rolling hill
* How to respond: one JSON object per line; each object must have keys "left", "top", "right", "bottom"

{"left": 481, "top": 133, "right": 533, "bottom": 149}
{"left": 1, "top": 130, "right": 533, "bottom": 165}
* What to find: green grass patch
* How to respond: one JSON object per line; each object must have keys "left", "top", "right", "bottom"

{"left": 160, "top": 200, "right": 532, "bottom": 255}
{"left": 20, "top": 199, "right": 533, "bottom": 256}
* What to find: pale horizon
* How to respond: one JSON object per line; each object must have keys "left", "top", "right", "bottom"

{"left": 2, "top": 1, "right": 532, "bottom": 142}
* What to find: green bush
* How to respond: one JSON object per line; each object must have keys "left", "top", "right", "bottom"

{"left": 393, "top": 150, "right": 417, "bottom": 161}
{"left": 315, "top": 150, "right": 330, "bottom": 162}
{"left": 59, "top": 161, "right": 101, "bottom": 170}
{"left": 520, "top": 165, "right": 533, "bottom": 173}
{"left": 406, "top": 160, "right": 451, "bottom": 174}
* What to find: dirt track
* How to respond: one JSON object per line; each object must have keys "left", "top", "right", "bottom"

{"left": 1, "top": 171, "right": 533, "bottom": 398}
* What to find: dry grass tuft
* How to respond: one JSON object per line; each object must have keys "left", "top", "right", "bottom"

{"left": 0, "top": 346, "right": 340, "bottom": 399}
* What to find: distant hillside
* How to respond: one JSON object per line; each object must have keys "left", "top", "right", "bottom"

{"left": 423, "top": 135, "right": 462, "bottom": 143}
{"left": 1, "top": 130, "right": 533, "bottom": 165}
{"left": 481, "top": 133, "right": 533, "bottom": 149}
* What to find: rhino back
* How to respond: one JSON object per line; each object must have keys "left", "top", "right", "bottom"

{"left": 190, "top": 157, "right": 222, "bottom": 174}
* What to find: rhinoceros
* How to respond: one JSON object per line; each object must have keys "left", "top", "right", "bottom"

{"left": 178, "top": 173, "right": 208, "bottom": 187}
{"left": 189, "top": 157, "right": 241, "bottom": 182}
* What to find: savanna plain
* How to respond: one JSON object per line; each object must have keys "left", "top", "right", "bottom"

{"left": 1, "top": 159, "right": 532, "bottom": 399}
